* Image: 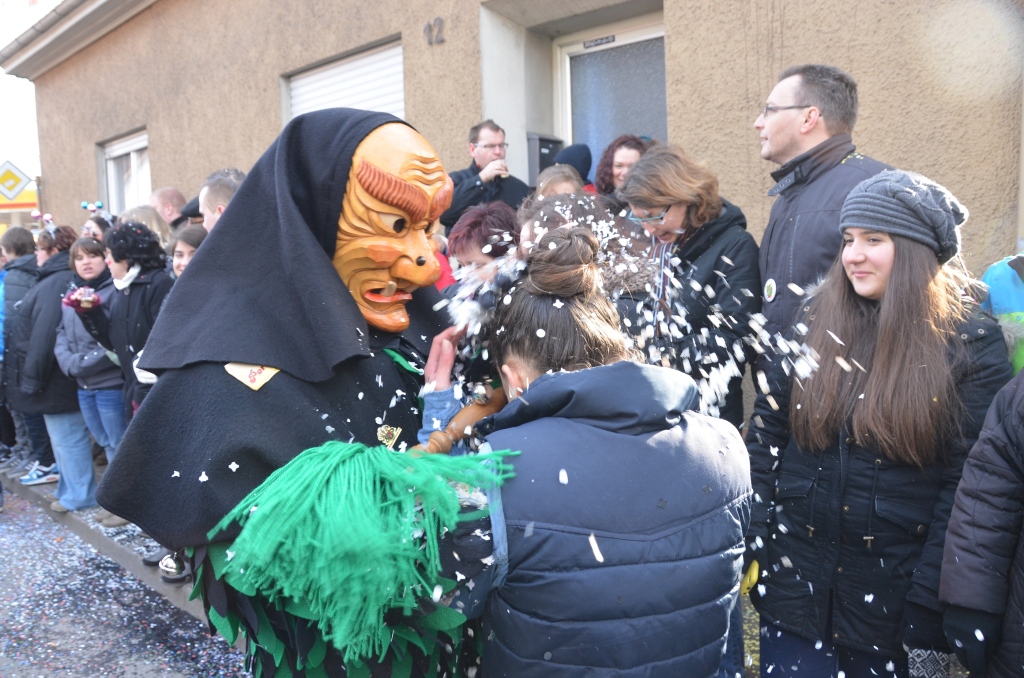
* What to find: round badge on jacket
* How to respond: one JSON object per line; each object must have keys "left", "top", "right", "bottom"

{"left": 764, "top": 278, "right": 777, "bottom": 302}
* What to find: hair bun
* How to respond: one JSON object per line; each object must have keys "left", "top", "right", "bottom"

{"left": 524, "top": 227, "right": 601, "bottom": 298}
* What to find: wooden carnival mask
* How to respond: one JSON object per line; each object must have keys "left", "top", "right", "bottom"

{"left": 333, "top": 123, "right": 453, "bottom": 333}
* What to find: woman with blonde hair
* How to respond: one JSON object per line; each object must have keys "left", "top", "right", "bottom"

{"left": 120, "top": 205, "right": 172, "bottom": 249}
{"left": 533, "top": 164, "right": 584, "bottom": 199}
{"left": 746, "top": 171, "right": 1012, "bottom": 677}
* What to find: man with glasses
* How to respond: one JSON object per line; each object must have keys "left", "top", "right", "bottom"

{"left": 440, "top": 119, "right": 530, "bottom": 233}
{"left": 754, "top": 64, "right": 888, "bottom": 340}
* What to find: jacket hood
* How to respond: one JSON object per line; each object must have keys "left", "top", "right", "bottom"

{"left": 137, "top": 108, "right": 447, "bottom": 381}
{"left": 674, "top": 198, "right": 748, "bottom": 260}
{"left": 5, "top": 253, "right": 37, "bottom": 275}
{"left": 477, "top": 361, "right": 699, "bottom": 437}
{"left": 37, "top": 250, "right": 70, "bottom": 280}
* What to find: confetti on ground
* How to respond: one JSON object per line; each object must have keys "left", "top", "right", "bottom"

{"left": 0, "top": 491, "right": 245, "bottom": 676}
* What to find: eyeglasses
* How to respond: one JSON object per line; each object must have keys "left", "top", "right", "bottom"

{"left": 627, "top": 206, "right": 670, "bottom": 225}
{"left": 472, "top": 143, "right": 509, "bottom": 151}
{"left": 759, "top": 104, "right": 812, "bottom": 118}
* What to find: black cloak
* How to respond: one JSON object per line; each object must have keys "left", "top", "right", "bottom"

{"left": 96, "top": 109, "right": 449, "bottom": 550}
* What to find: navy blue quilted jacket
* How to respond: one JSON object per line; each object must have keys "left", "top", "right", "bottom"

{"left": 461, "top": 361, "right": 752, "bottom": 677}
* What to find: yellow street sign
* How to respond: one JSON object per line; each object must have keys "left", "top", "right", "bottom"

{"left": 0, "top": 161, "right": 32, "bottom": 201}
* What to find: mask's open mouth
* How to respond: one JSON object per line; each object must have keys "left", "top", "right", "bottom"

{"left": 364, "top": 280, "right": 413, "bottom": 304}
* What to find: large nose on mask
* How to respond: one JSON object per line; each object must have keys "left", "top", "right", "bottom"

{"left": 391, "top": 229, "right": 440, "bottom": 288}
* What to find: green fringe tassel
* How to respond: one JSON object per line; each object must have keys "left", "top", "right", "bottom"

{"left": 207, "top": 441, "right": 517, "bottom": 665}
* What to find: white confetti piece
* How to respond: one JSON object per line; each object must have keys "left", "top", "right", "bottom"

{"left": 835, "top": 356, "right": 853, "bottom": 372}
{"left": 171, "top": 471, "right": 180, "bottom": 478}
{"left": 432, "top": 584, "right": 443, "bottom": 602}
{"left": 975, "top": 628, "right": 985, "bottom": 641}
{"left": 536, "top": 329, "right": 546, "bottom": 338}
{"left": 558, "top": 469, "right": 568, "bottom": 484}
{"left": 588, "top": 533, "right": 605, "bottom": 563}
{"left": 815, "top": 640, "right": 823, "bottom": 650}
{"left": 826, "top": 330, "right": 845, "bottom": 345}
{"left": 358, "top": 392, "right": 364, "bottom": 400}
{"left": 228, "top": 462, "right": 239, "bottom": 472}
{"left": 226, "top": 550, "right": 235, "bottom": 561}
{"left": 321, "top": 413, "right": 329, "bottom": 419}
{"left": 325, "top": 425, "right": 335, "bottom": 433}
{"left": 553, "top": 299, "right": 564, "bottom": 309}
{"left": 864, "top": 593, "right": 874, "bottom": 603}
{"left": 787, "top": 283, "right": 805, "bottom": 296}
{"left": 199, "top": 472, "right": 208, "bottom": 482}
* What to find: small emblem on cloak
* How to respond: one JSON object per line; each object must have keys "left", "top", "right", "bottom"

{"left": 225, "top": 363, "right": 280, "bottom": 390}
{"left": 764, "top": 278, "right": 777, "bottom": 302}
{"left": 377, "top": 425, "right": 402, "bottom": 449}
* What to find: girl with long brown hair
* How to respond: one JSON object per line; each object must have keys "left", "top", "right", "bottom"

{"left": 746, "top": 170, "right": 1012, "bottom": 678}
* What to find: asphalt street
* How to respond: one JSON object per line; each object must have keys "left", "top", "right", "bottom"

{"left": 0, "top": 490, "right": 245, "bottom": 677}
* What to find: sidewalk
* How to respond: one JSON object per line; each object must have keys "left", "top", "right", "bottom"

{"left": 0, "top": 462, "right": 206, "bottom": 624}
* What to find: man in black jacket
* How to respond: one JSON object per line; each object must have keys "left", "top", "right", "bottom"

{"left": 754, "top": 64, "right": 889, "bottom": 339}
{"left": 439, "top": 119, "right": 530, "bottom": 233}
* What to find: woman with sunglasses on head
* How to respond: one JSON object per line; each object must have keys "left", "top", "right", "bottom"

{"left": 746, "top": 171, "right": 1012, "bottom": 678}
{"left": 619, "top": 145, "right": 762, "bottom": 430}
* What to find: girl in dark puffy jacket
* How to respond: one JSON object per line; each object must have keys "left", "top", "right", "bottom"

{"left": 54, "top": 237, "right": 125, "bottom": 465}
{"left": 746, "top": 171, "right": 1012, "bottom": 678}
{"left": 422, "top": 227, "right": 752, "bottom": 677}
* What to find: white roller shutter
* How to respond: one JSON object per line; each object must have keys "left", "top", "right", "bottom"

{"left": 289, "top": 42, "right": 404, "bottom": 120}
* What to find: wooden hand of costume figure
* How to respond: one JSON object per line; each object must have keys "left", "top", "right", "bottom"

{"left": 414, "top": 326, "right": 508, "bottom": 454}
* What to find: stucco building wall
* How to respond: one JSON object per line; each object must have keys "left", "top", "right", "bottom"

{"left": 666, "top": 0, "right": 1024, "bottom": 273}
{"left": 19, "top": 0, "right": 1024, "bottom": 275}
{"left": 33, "top": 0, "right": 484, "bottom": 222}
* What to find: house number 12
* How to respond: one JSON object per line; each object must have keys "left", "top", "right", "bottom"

{"left": 424, "top": 17, "right": 445, "bottom": 45}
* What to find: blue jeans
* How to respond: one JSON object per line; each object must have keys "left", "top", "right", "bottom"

{"left": 43, "top": 411, "right": 97, "bottom": 510}
{"left": 78, "top": 389, "right": 127, "bottom": 463}
{"left": 760, "top": 618, "right": 907, "bottom": 678}
{"left": 22, "top": 412, "right": 54, "bottom": 466}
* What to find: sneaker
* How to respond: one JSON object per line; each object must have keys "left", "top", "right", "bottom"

{"left": 49, "top": 501, "right": 69, "bottom": 513}
{"left": 20, "top": 463, "right": 58, "bottom": 486}
{"left": 7, "top": 458, "right": 37, "bottom": 479}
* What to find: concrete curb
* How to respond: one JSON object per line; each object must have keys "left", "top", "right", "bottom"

{"left": 0, "top": 468, "right": 207, "bottom": 623}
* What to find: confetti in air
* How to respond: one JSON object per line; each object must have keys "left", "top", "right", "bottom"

{"left": 588, "top": 533, "right": 605, "bottom": 563}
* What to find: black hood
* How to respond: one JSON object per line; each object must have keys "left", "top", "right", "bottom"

{"left": 37, "top": 250, "right": 70, "bottom": 280}
{"left": 477, "top": 361, "right": 699, "bottom": 437}
{"left": 138, "top": 108, "right": 445, "bottom": 381}
{"left": 4, "top": 253, "right": 37, "bottom": 275}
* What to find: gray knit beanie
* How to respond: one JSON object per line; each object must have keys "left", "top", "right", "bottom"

{"left": 839, "top": 170, "right": 967, "bottom": 264}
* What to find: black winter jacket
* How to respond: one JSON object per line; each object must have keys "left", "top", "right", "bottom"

{"left": 758, "top": 134, "right": 889, "bottom": 337}
{"left": 439, "top": 161, "right": 531, "bottom": 232}
{"left": 5, "top": 250, "right": 80, "bottom": 415}
{"left": 465, "top": 362, "right": 752, "bottom": 677}
{"left": 747, "top": 307, "right": 1011, "bottom": 656}
{"left": 941, "top": 369, "right": 1024, "bottom": 678}
{"left": 642, "top": 199, "right": 761, "bottom": 427}
{"left": 80, "top": 267, "right": 174, "bottom": 412}
{"left": 54, "top": 274, "right": 123, "bottom": 392}
{"left": 2, "top": 253, "right": 37, "bottom": 327}
{"left": 0, "top": 253, "right": 37, "bottom": 402}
